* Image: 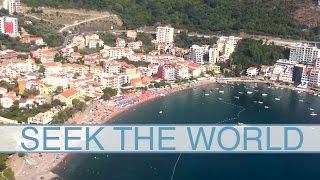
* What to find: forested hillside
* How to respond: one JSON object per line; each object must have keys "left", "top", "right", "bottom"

{"left": 23, "top": 0, "right": 319, "bottom": 40}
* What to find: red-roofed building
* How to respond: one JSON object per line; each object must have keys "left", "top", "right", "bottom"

{"left": 55, "top": 88, "right": 79, "bottom": 106}
{"left": 20, "top": 34, "right": 45, "bottom": 46}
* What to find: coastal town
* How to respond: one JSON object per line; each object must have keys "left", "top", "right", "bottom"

{"left": 0, "top": 0, "right": 319, "bottom": 180}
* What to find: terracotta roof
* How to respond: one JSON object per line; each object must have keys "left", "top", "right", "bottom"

{"left": 60, "top": 88, "right": 77, "bottom": 98}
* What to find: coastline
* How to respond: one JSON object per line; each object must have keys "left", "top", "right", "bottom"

{"left": 7, "top": 77, "right": 316, "bottom": 180}
{"left": 7, "top": 78, "right": 218, "bottom": 180}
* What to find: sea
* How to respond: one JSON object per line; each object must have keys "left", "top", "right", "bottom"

{"left": 54, "top": 83, "right": 320, "bottom": 180}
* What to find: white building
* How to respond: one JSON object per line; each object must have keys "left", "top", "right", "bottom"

{"left": 101, "top": 46, "right": 127, "bottom": 59}
{"left": 224, "top": 36, "right": 236, "bottom": 58}
{"left": 208, "top": 45, "right": 219, "bottom": 64}
{"left": 190, "top": 45, "right": 205, "bottom": 65}
{"left": 0, "top": 16, "right": 19, "bottom": 37}
{"left": 246, "top": 67, "right": 258, "bottom": 76}
{"left": 271, "top": 59, "right": 297, "bottom": 83}
{"left": 158, "top": 65, "right": 175, "bottom": 81}
{"left": 116, "top": 38, "right": 126, "bottom": 48}
{"left": 156, "top": 26, "right": 174, "bottom": 44}
{"left": 2, "top": 0, "right": 21, "bottom": 14}
{"left": 289, "top": 43, "right": 320, "bottom": 65}
{"left": 175, "top": 65, "right": 189, "bottom": 79}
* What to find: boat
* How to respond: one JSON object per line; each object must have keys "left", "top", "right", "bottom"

{"left": 215, "top": 88, "right": 219, "bottom": 90}
{"left": 262, "top": 93, "right": 268, "bottom": 96}
{"left": 253, "top": 101, "right": 257, "bottom": 103}
{"left": 258, "top": 101, "right": 263, "bottom": 104}
{"left": 299, "top": 99, "right": 304, "bottom": 102}
{"left": 237, "top": 122, "right": 245, "bottom": 126}
{"left": 264, "top": 106, "right": 269, "bottom": 109}
{"left": 205, "top": 93, "right": 210, "bottom": 96}
{"left": 310, "top": 112, "right": 317, "bottom": 116}
{"left": 234, "top": 96, "right": 240, "bottom": 99}
{"left": 160, "top": 93, "right": 166, "bottom": 97}
{"left": 219, "top": 91, "right": 224, "bottom": 94}
{"left": 159, "top": 111, "right": 163, "bottom": 114}
{"left": 247, "top": 91, "right": 253, "bottom": 94}
{"left": 309, "top": 108, "right": 315, "bottom": 111}
{"left": 238, "top": 91, "right": 243, "bottom": 94}
{"left": 218, "top": 98, "right": 223, "bottom": 100}
{"left": 275, "top": 98, "right": 280, "bottom": 101}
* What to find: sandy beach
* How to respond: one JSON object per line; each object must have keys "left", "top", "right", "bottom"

{"left": 7, "top": 78, "right": 218, "bottom": 180}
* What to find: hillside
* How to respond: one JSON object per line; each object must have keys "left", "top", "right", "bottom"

{"left": 22, "top": 0, "right": 319, "bottom": 41}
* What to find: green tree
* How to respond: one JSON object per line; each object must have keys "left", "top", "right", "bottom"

{"left": 98, "top": 32, "right": 116, "bottom": 46}
{"left": 72, "top": 99, "right": 86, "bottom": 111}
{"left": 101, "top": 87, "right": 117, "bottom": 100}
{"left": 230, "top": 38, "right": 285, "bottom": 76}
{"left": 136, "top": 33, "right": 154, "bottom": 53}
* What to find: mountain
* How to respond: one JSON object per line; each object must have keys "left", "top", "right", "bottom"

{"left": 22, "top": 0, "right": 319, "bottom": 41}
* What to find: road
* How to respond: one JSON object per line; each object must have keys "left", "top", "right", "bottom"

{"left": 113, "top": 29, "right": 320, "bottom": 47}
{"left": 58, "top": 14, "right": 117, "bottom": 33}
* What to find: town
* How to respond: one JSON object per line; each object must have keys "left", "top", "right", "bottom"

{"left": 0, "top": 1, "right": 320, "bottom": 126}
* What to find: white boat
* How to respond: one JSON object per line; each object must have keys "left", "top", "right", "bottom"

{"left": 237, "top": 122, "right": 245, "bottom": 126}
{"left": 234, "top": 96, "right": 240, "bottom": 99}
{"left": 205, "top": 93, "right": 210, "bottom": 96}
{"left": 310, "top": 112, "right": 317, "bottom": 116}
{"left": 238, "top": 91, "right": 243, "bottom": 94}
{"left": 309, "top": 108, "right": 315, "bottom": 111}
{"left": 247, "top": 91, "right": 253, "bottom": 94}
{"left": 160, "top": 93, "right": 166, "bottom": 97}
{"left": 275, "top": 98, "right": 280, "bottom": 101}
{"left": 218, "top": 98, "right": 223, "bottom": 100}
{"left": 262, "top": 93, "right": 268, "bottom": 96}
{"left": 253, "top": 101, "right": 257, "bottom": 103}
{"left": 299, "top": 99, "right": 304, "bottom": 102}
{"left": 215, "top": 88, "right": 219, "bottom": 90}
{"left": 258, "top": 101, "right": 263, "bottom": 104}
{"left": 264, "top": 106, "right": 269, "bottom": 109}
{"left": 159, "top": 111, "right": 163, "bottom": 114}
{"left": 219, "top": 91, "right": 224, "bottom": 94}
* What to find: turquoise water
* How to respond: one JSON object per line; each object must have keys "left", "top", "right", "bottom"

{"left": 55, "top": 83, "right": 320, "bottom": 180}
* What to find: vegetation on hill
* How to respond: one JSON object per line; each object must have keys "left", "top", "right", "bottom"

{"left": 22, "top": 21, "right": 64, "bottom": 47}
{"left": 0, "top": 34, "right": 33, "bottom": 52}
{"left": 229, "top": 39, "right": 286, "bottom": 76}
{"left": 98, "top": 32, "right": 116, "bottom": 46}
{"left": 23, "top": 0, "right": 319, "bottom": 41}
{"left": 175, "top": 32, "right": 217, "bottom": 48}
{"left": 136, "top": 33, "right": 154, "bottom": 53}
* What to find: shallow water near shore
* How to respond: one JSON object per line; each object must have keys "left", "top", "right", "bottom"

{"left": 55, "top": 83, "right": 320, "bottom": 180}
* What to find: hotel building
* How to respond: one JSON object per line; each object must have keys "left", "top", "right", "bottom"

{"left": 2, "top": 0, "right": 21, "bottom": 14}
{"left": 289, "top": 43, "right": 320, "bottom": 65}
{"left": 190, "top": 45, "right": 205, "bottom": 65}
{"left": 0, "top": 16, "right": 19, "bottom": 37}
{"left": 156, "top": 26, "right": 174, "bottom": 44}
